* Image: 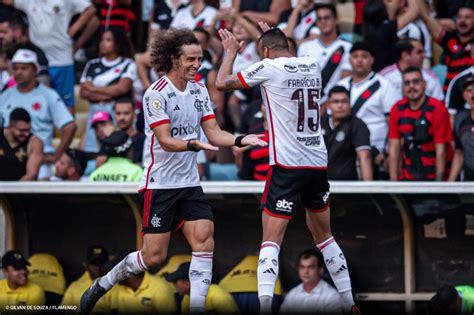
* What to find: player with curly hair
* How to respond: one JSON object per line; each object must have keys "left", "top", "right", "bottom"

{"left": 80, "top": 28, "right": 267, "bottom": 313}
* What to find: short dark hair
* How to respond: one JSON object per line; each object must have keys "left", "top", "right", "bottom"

{"left": 286, "top": 36, "right": 297, "bottom": 55}
{"left": 328, "top": 85, "right": 350, "bottom": 100}
{"left": 9, "top": 108, "right": 31, "bottom": 123}
{"left": 459, "top": 0, "right": 474, "bottom": 11}
{"left": 257, "top": 28, "right": 289, "bottom": 52}
{"left": 350, "top": 41, "right": 374, "bottom": 56}
{"left": 193, "top": 26, "right": 210, "bottom": 41}
{"left": 66, "top": 149, "right": 88, "bottom": 177}
{"left": 151, "top": 28, "right": 200, "bottom": 74}
{"left": 316, "top": 3, "right": 338, "bottom": 18}
{"left": 402, "top": 66, "right": 423, "bottom": 77}
{"left": 427, "top": 285, "right": 459, "bottom": 315}
{"left": 114, "top": 96, "right": 134, "bottom": 109}
{"left": 3, "top": 14, "right": 28, "bottom": 35}
{"left": 394, "top": 38, "right": 419, "bottom": 61}
{"left": 298, "top": 249, "right": 324, "bottom": 268}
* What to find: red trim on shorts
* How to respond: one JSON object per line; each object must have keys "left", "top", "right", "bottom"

{"left": 174, "top": 219, "right": 186, "bottom": 233}
{"left": 237, "top": 72, "right": 251, "bottom": 89}
{"left": 150, "top": 119, "right": 170, "bottom": 129}
{"left": 138, "top": 188, "right": 146, "bottom": 193}
{"left": 305, "top": 202, "right": 330, "bottom": 213}
{"left": 263, "top": 87, "right": 278, "bottom": 165}
{"left": 263, "top": 207, "right": 291, "bottom": 220}
{"left": 142, "top": 189, "right": 152, "bottom": 227}
{"left": 261, "top": 166, "right": 273, "bottom": 204}
{"left": 317, "top": 237, "right": 335, "bottom": 251}
{"left": 201, "top": 114, "right": 216, "bottom": 122}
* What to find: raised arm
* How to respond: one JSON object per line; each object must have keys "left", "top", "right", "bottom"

{"left": 416, "top": 0, "right": 443, "bottom": 40}
{"left": 21, "top": 136, "right": 43, "bottom": 181}
{"left": 215, "top": 29, "right": 246, "bottom": 91}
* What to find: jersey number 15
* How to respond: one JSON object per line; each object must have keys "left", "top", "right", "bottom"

{"left": 292, "top": 89, "right": 321, "bottom": 132}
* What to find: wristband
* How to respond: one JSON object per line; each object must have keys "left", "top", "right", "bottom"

{"left": 187, "top": 140, "right": 200, "bottom": 152}
{"left": 234, "top": 135, "right": 246, "bottom": 148}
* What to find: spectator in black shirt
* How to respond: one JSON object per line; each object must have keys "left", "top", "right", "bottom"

{"left": 362, "top": 0, "right": 419, "bottom": 71}
{"left": 449, "top": 76, "right": 474, "bottom": 181}
{"left": 0, "top": 108, "right": 43, "bottom": 180}
{"left": 321, "top": 86, "right": 373, "bottom": 180}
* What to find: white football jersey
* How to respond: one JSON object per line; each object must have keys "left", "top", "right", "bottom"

{"left": 277, "top": 9, "right": 320, "bottom": 40}
{"left": 336, "top": 72, "right": 399, "bottom": 152}
{"left": 397, "top": 19, "right": 432, "bottom": 58}
{"left": 298, "top": 38, "right": 352, "bottom": 102}
{"left": 170, "top": 4, "right": 217, "bottom": 29}
{"left": 238, "top": 56, "right": 327, "bottom": 169}
{"left": 379, "top": 64, "right": 444, "bottom": 101}
{"left": 140, "top": 77, "right": 215, "bottom": 190}
{"left": 233, "top": 42, "right": 260, "bottom": 74}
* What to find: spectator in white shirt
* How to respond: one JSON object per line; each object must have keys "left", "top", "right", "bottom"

{"left": 279, "top": 249, "right": 344, "bottom": 314}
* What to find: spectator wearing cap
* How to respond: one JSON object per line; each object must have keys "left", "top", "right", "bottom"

{"left": 321, "top": 86, "right": 373, "bottom": 180}
{"left": 80, "top": 27, "right": 136, "bottom": 153}
{"left": 0, "top": 250, "right": 45, "bottom": 310}
{"left": 336, "top": 42, "right": 399, "bottom": 179}
{"left": 427, "top": 284, "right": 474, "bottom": 315}
{"left": 96, "top": 98, "right": 145, "bottom": 168}
{"left": 0, "top": 13, "right": 50, "bottom": 86}
{"left": 89, "top": 130, "right": 143, "bottom": 182}
{"left": 50, "top": 149, "right": 88, "bottom": 181}
{"left": 107, "top": 251, "right": 177, "bottom": 313}
{"left": 28, "top": 253, "right": 66, "bottom": 306}
{"left": 83, "top": 111, "right": 114, "bottom": 153}
{"left": 0, "top": 49, "right": 76, "bottom": 180}
{"left": 165, "top": 262, "right": 239, "bottom": 314}
{"left": 0, "top": 108, "right": 43, "bottom": 181}
{"left": 449, "top": 76, "right": 474, "bottom": 181}
{"left": 3, "top": 0, "right": 97, "bottom": 110}
{"left": 61, "top": 246, "right": 112, "bottom": 312}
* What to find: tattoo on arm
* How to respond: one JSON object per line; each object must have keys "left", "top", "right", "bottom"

{"left": 225, "top": 77, "right": 244, "bottom": 90}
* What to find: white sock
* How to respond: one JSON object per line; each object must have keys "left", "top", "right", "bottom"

{"left": 257, "top": 241, "right": 280, "bottom": 313}
{"left": 189, "top": 252, "right": 213, "bottom": 313}
{"left": 98, "top": 251, "right": 147, "bottom": 291}
{"left": 317, "top": 237, "right": 355, "bottom": 311}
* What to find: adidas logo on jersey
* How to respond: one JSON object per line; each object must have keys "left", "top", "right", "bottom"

{"left": 335, "top": 265, "right": 347, "bottom": 275}
{"left": 173, "top": 104, "right": 180, "bottom": 111}
{"left": 263, "top": 268, "right": 276, "bottom": 275}
{"left": 276, "top": 199, "right": 293, "bottom": 212}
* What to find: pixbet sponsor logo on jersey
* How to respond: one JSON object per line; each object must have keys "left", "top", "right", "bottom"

{"left": 276, "top": 199, "right": 293, "bottom": 212}
{"left": 171, "top": 123, "right": 200, "bottom": 137}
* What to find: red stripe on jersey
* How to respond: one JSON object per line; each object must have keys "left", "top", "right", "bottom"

{"left": 255, "top": 163, "right": 270, "bottom": 172}
{"left": 254, "top": 173, "right": 268, "bottom": 180}
{"left": 201, "top": 114, "right": 216, "bottom": 122}
{"left": 449, "top": 56, "right": 474, "bottom": 68}
{"left": 158, "top": 82, "right": 168, "bottom": 91}
{"left": 154, "top": 79, "right": 166, "bottom": 91}
{"left": 152, "top": 79, "right": 164, "bottom": 90}
{"left": 237, "top": 72, "right": 251, "bottom": 89}
{"left": 150, "top": 119, "right": 171, "bottom": 129}
{"left": 446, "top": 72, "right": 458, "bottom": 80}
{"left": 250, "top": 147, "right": 269, "bottom": 160}
{"left": 262, "top": 87, "right": 278, "bottom": 165}
{"left": 263, "top": 207, "right": 291, "bottom": 220}
{"left": 144, "top": 136, "right": 155, "bottom": 190}
{"left": 261, "top": 166, "right": 273, "bottom": 204}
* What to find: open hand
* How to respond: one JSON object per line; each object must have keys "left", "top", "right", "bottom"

{"left": 190, "top": 139, "right": 219, "bottom": 151}
{"left": 218, "top": 28, "right": 244, "bottom": 55}
{"left": 241, "top": 134, "right": 268, "bottom": 147}
{"left": 258, "top": 22, "right": 272, "bottom": 33}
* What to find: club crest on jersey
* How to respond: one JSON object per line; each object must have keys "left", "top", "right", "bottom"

{"left": 152, "top": 100, "right": 161, "bottom": 109}
{"left": 194, "top": 99, "right": 204, "bottom": 112}
{"left": 284, "top": 64, "right": 298, "bottom": 73}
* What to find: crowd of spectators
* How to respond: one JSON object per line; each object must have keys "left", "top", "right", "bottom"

{"left": 0, "top": 0, "right": 472, "bottom": 182}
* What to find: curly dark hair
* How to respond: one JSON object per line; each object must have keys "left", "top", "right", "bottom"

{"left": 150, "top": 28, "right": 199, "bottom": 74}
